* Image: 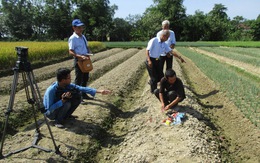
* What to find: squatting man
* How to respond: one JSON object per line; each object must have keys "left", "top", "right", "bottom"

{"left": 154, "top": 69, "right": 186, "bottom": 112}
{"left": 43, "top": 68, "right": 111, "bottom": 128}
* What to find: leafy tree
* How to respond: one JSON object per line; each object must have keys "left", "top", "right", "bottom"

{"left": 204, "top": 4, "right": 230, "bottom": 41}
{"left": 125, "top": 14, "right": 144, "bottom": 41}
{"left": 44, "top": 0, "right": 72, "bottom": 40}
{"left": 138, "top": 7, "right": 164, "bottom": 40}
{"left": 71, "top": 0, "right": 115, "bottom": 41}
{"left": 182, "top": 10, "right": 207, "bottom": 41}
{"left": 1, "top": 0, "right": 34, "bottom": 40}
{"left": 229, "top": 16, "right": 253, "bottom": 41}
{"left": 251, "top": 15, "right": 260, "bottom": 40}
{"left": 153, "top": 0, "right": 186, "bottom": 40}
{"left": 109, "top": 18, "right": 132, "bottom": 41}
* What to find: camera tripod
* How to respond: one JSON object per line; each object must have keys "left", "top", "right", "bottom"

{"left": 0, "top": 47, "right": 60, "bottom": 159}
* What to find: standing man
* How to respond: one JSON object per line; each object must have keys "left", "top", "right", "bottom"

{"left": 43, "top": 68, "right": 111, "bottom": 128}
{"left": 154, "top": 69, "right": 186, "bottom": 112}
{"left": 68, "top": 19, "right": 93, "bottom": 100}
{"left": 157, "top": 20, "right": 176, "bottom": 76}
{"left": 146, "top": 30, "right": 185, "bottom": 94}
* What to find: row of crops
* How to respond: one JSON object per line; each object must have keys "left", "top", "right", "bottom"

{"left": 177, "top": 46, "right": 260, "bottom": 127}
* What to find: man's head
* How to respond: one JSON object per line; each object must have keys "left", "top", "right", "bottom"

{"left": 165, "top": 69, "right": 177, "bottom": 84}
{"left": 159, "top": 29, "right": 170, "bottom": 42}
{"left": 72, "top": 19, "right": 85, "bottom": 35}
{"left": 162, "top": 20, "right": 170, "bottom": 30}
{"left": 57, "top": 68, "right": 71, "bottom": 83}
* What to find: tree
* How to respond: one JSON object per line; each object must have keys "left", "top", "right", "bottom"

{"left": 204, "top": 4, "right": 230, "bottom": 41}
{"left": 109, "top": 18, "right": 132, "bottom": 41}
{"left": 251, "top": 15, "right": 260, "bottom": 40}
{"left": 43, "top": 0, "right": 72, "bottom": 40}
{"left": 182, "top": 10, "right": 207, "bottom": 41}
{"left": 153, "top": 0, "right": 186, "bottom": 40}
{"left": 1, "top": 0, "right": 34, "bottom": 40}
{"left": 229, "top": 16, "right": 253, "bottom": 41}
{"left": 71, "top": 0, "right": 116, "bottom": 41}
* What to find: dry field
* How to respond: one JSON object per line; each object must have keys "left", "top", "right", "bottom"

{"left": 0, "top": 48, "right": 259, "bottom": 162}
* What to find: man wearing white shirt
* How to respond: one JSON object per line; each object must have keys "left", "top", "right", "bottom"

{"left": 146, "top": 30, "right": 185, "bottom": 94}
{"left": 156, "top": 20, "right": 176, "bottom": 78}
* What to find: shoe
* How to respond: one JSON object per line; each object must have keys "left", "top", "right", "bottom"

{"left": 67, "top": 115, "right": 78, "bottom": 119}
{"left": 82, "top": 95, "right": 94, "bottom": 100}
{"left": 54, "top": 123, "right": 64, "bottom": 128}
{"left": 80, "top": 99, "right": 86, "bottom": 104}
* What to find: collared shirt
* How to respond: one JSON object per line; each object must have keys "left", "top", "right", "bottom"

{"left": 43, "top": 82, "right": 96, "bottom": 113}
{"left": 156, "top": 30, "right": 176, "bottom": 56}
{"left": 68, "top": 32, "right": 89, "bottom": 55}
{"left": 146, "top": 37, "right": 171, "bottom": 59}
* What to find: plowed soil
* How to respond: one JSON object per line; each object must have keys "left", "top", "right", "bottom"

{"left": 0, "top": 48, "right": 259, "bottom": 163}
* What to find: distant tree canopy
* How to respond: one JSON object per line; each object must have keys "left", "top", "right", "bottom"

{"left": 0, "top": 0, "right": 259, "bottom": 41}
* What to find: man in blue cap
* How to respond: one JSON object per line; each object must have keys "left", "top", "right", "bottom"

{"left": 68, "top": 19, "right": 93, "bottom": 101}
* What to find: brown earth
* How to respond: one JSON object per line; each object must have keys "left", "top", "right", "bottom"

{"left": 0, "top": 48, "right": 259, "bottom": 162}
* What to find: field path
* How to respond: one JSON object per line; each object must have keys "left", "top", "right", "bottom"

{"left": 190, "top": 47, "right": 260, "bottom": 77}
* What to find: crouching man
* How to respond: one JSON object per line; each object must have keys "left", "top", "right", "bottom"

{"left": 43, "top": 67, "right": 111, "bottom": 128}
{"left": 154, "top": 69, "right": 186, "bottom": 112}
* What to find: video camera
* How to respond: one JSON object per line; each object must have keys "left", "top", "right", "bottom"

{"left": 15, "top": 46, "right": 28, "bottom": 62}
{"left": 56, "top": 87, "right": 81, "bottom": 101}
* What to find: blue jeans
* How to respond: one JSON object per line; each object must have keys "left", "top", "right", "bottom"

{"left": 47, "top": 97, "right": 81, "bottom": 123}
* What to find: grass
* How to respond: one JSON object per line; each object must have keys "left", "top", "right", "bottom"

{"left": 199, "top": 47, "right": 260, "bottom": 67}
{"left": 103, "top": 41, "right": 260, "bottom": 48}
{"left": 177, "top": 47, "right": 260, "bottom": 127}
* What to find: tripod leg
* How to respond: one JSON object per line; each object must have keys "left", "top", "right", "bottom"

{"left": 25, "top": 71, "right": 60, "bottom": 154}
{"left": 0, "top": 69, "right": 20, "bottom": 158}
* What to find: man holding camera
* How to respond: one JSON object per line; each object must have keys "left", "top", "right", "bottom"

{"left": 43, "top": 68, "right": 111, "bottom": 128}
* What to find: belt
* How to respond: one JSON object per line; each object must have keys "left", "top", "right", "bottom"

{"left": 150, "top": 57, "right": 159, "bottom": 61}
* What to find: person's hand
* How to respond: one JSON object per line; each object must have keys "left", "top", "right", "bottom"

{"left": 179, "top": 56, "right": 186, "bottom": 63}
{"left": 166, "top": 52, "right": 172, "bottom": 58}
{"left": 80, "top": 55, "right": 90, "bottom": 60}
{"left": 164, "top": 105, "right": 170, "bottom": 111}
{"left": 61, "top": 92, "right": 72, "bottom": 102}
{"left": 161, "top": 103, "right": 165, "bottom": 112}
{"left": 101, "top": 90, "right": 111, "bottom": 95}
{"left": 147, "top": 60, "right": 152, "bottom": 68}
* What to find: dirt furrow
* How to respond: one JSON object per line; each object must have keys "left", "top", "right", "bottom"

{"left": 96, "top": 58, "right": 222, "bottom": 162}
{"left": 0, "top": 48, "right": 124, "bottom": 95}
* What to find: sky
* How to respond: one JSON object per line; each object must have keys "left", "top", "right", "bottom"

{"left": 109, "top": 0, "right": 260, "bottom": 20}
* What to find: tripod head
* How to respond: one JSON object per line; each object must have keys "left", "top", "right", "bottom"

{"left": 16, "top": 46, "right": 28, "bottom": 62}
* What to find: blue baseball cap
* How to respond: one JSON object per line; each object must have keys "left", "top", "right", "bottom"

{"left": 72, "top": 19, "right": 84, "bottom": 27}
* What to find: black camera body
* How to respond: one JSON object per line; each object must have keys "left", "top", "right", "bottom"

{"left": 56, "top": 87, "right": 81, "bottom": 101}
{"left": 16, "top": 46, "right": 28, "bottom": 62}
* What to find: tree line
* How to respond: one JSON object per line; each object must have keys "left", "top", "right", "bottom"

{"left": 0, "top": 0, "right": 259, "bottom": 41}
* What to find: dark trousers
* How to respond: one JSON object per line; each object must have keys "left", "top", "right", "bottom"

{"left": 74, "top": 61, "right": 89, "bottom": 97}
{"left": 159, "top": 55, "right": 173, "bottom": 77}
{"left": 47, "top": 97, "right": 81, "bottom": 123}
{"left": 146, "top": 58, "right": 163, "bottom": 93}
{"left": 154, "top": 89, "right": 178, "bottom": 105}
